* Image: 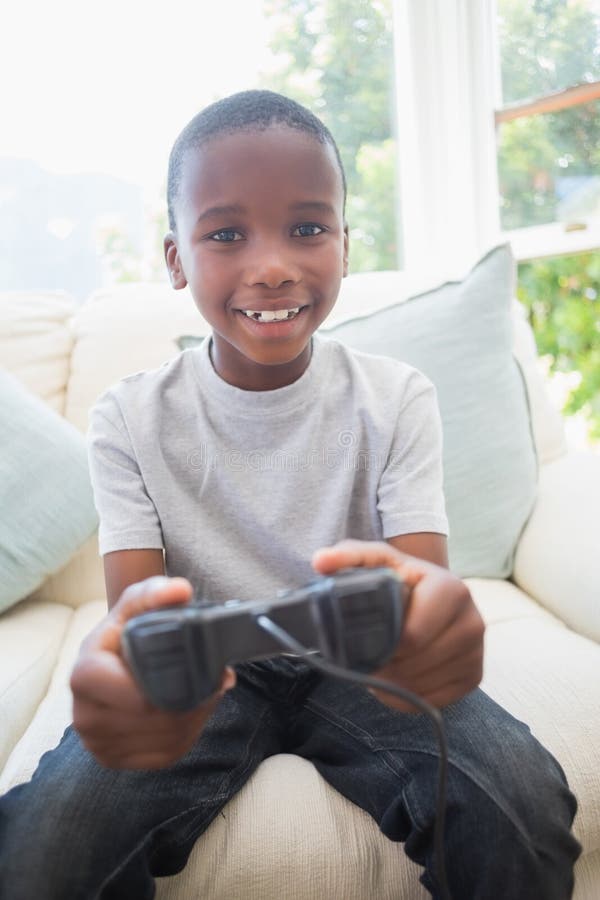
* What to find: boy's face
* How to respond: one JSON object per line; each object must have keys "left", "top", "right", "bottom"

{"left": 164, "top": 126, "right": 348, "bottom": 390}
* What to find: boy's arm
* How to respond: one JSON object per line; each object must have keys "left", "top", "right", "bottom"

{"left": 103, "top": 548, "right": 166, "bottom": 609}
{"left": 76, "top": 397, "right": 239, "bottom": 769}
{"left": 386, "top": 533, "right": 448, "bottom": 569}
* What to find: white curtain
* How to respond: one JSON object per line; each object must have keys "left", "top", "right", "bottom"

{"left": 392, "top": 0, "right": 501, "bottom": 278}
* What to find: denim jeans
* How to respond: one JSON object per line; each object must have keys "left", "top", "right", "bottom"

{"left": 0, "top": 658, "right": 581, "bottom": 900}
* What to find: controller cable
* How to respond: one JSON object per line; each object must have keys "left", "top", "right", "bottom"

{"left": 254, "top": 614, "right": 452, "bottom": 900}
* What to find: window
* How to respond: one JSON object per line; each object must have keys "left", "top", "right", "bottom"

{"left": 493, "top": 0, "right": 600, "bottom": 443}
{"left": 495, "top": 0, "right": 600, "bottom": 260}
{"left": 389, "top": 0, "right": 599, "bottom": 444}
{"left": 1, "top": 0, "right": 398, "bottom": 301}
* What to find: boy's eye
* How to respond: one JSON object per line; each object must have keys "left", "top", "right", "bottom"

{"left": 209, "top": 229, "right": 243, "bottom": 242}
{"left": 293, "top": 223, "right": 325, "bottom": 237}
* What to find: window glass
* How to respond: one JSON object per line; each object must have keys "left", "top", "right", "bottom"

{"left": 497, "top": 0, "right": 600, "bottom": 104}
{"left": 497, "top": 100, "right": 600, "bottom": 230}
{"left": 496, "top": 0, "right": 600, "bottom": 231}
{"left": 496, "top": 1, "right": 600, "bottom": 447}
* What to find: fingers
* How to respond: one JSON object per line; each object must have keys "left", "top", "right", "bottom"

{"left": 312, "top": 539, "right": 410, "bottom": 572}
{"left": 312, "top": 539, "right": 403, "bottom": 571}
{"left": 98, "top": 751, "right": 184, "bottom": 771}
{"left": 312, "top": 540, "right": 486, "bottom": 712}
{"left": 393, "top": 604, "right": 485, "bottom": 679}
{"left": 376, "top": 640, "right": 484, "bottom": 702}
{"left": 397, "top": 573, "right": 476, "bottom": 653}
{"left": 70, "top": 569, "right": 237, "bottom": 770}
{"left": 84, "top": 576, "right": 193, "bottom": 655}
{"left": 115, "top": 576, "right": 193, "bottom": 622}
{"left": 72, "top": 665, "right": 237, "bottom": 770}
{"left": 112, "top": 575, "right": 193, "bottom": 636}
{"left": 312, "top": 539, "right": 428, "bottom": 589}
{"left": 74, "top": 690, "right": 220, "bottom": 769}
{"left": 219, "top": 666, "right": 237, "bottom": 693}
{"left": 369, "top": 666, "right": 482, "bottom": 714}
{"left": 371, "top": 595, "right": 485, "bottom": 712}
{"left": 70, "top": 650, "right": 152, "bottom": 713}
{"left": 71, "top": 642, "right": 237, "bottom": 719}
{"left": 73, "top": 698, "right": 200, "bottom": 740}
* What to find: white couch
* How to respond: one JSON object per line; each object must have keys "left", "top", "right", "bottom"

{"left": 1, "top": 270, "right": 599, "bottom": 899}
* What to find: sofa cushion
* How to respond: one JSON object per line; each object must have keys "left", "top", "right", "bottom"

{"left": 25, "top": 533, "right": 107, "bottom": 611}
{"left": 0, "top": 599, "right": 73, "bottom": 771}
{"left": 322, "top": 244, "right": 538, "bottom": 578}
{"left": 0, "top": 290, "right": 77, "bottom": 416}
{"left": 0, "top": 600, "right": 105, "bottom": 792}
{"left": 156, "top": 754, "right": 428, "bottom": 900}
{"left": 0, "top": 370, "right": 99, "bottom": 613}
{"left": 467, "top": 578, "right": 600, "bottom": 857}
{"left": 510, "top": 300, "right": 567, "bottom": 465}
{"left": 66, "top": 283, "right": 207, "bottom": 433}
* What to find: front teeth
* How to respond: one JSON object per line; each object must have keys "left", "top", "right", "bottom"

{"left": 242, "top": 307, "right": 301, "bottom": 322}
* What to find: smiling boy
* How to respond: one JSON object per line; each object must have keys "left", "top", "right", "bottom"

{"left": 166, "top": 122, "right": 347, "bottom": 389}
{"left": 0, "top": 90, "right": 580, "bottom": 899}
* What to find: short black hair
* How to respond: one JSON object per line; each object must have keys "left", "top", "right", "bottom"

{"left": 166, "top": 89, "right": 346, "bottom": 231}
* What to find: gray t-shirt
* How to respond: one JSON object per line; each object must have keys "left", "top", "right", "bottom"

{"left": 87, "top": 334, "right": 448, "bottom": 604}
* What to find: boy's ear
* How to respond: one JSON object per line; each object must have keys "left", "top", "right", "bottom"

{"left": 342, "top": 223, "right": 349, "bottom": 277}
{"left": 164, "top": 233, "right": 188, "bottom": 290}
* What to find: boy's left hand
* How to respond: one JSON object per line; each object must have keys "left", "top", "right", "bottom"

{"left": 312, "top": 539, "right": 484, "bottom": 712}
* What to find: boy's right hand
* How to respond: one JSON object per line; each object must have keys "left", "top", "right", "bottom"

{"left": 70, "top": 576, "right": 236, "bottom": 770}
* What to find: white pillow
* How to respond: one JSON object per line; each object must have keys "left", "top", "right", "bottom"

{"left": 0, "top": 370, "right": 99, "bottom": 612}
{"left": 323, "top": 245, "right": 537, "bottom": 578}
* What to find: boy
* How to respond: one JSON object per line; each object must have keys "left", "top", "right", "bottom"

{"left": 0, "top": 90, "right": 580, "bottom": 898}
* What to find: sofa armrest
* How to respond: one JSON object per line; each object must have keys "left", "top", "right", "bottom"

{"left": 513, "top": 450, "right": 600, "bottom": 643}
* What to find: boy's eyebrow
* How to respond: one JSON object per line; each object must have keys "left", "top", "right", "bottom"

{"left": 194, "top": 201, "right": 336, "bottom": 226}
{"left": 290, "top": 201, "right": 336, "bottom": 214}
{"left": 195, "top": 204, "right": 246, "bottom": 225}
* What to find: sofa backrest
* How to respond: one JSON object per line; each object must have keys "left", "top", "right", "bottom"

{"left": 0, "top": 272, "right": 568, "bottom": 466}
{"left": 63, "top": 273, "right": 567, "bottom": 464}
{"left": 0, "top": 291, "right": 77, "bottom": 416}
{"left": 0, "top": 268, "right": 568, "bottom": 608}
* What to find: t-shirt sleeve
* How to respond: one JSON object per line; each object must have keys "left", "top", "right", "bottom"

{"left": 87, "top": 391, "right": 164, "bottom": 556}
{"left": 377, "top": 373, "right": 449, "bottom": 538}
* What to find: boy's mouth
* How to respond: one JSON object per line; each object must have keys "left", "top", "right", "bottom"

{"left": 240, "top": 307, "right": 303, "bottom": 323}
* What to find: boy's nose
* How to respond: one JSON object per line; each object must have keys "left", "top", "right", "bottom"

{"left": 243, "top": 246, "right": 302, "bottom": 289}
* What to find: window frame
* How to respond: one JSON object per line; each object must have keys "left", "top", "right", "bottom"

{"left": 496, "top": 76, "right": 600, "bottom": 262}
{"left": 391, "top": 0, "right": 600, "bottom": 271}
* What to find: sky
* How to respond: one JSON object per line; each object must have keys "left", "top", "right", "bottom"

{"left": 1, "top": 0, "right": 275, "bottom": 194}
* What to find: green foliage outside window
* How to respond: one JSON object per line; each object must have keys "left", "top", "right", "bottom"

{"left": 498, "top": 0, "right": 600, "bottom": 443}
{"left": 260, "top": 0, "right": 397, "bottom": 272}
{"left": 517, "top": 253, "right": 600, "bottom": 440}
{"left": 497, "top": 0, "right": 600, "bottom": 230}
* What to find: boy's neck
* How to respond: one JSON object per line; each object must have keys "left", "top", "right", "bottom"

{"left": 208, "top": 338, "right": 314, "bottom": 391}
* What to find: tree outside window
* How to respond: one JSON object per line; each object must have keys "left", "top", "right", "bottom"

{"left": 260, "top": 0, "right": 399, "bottom": 273}
{"left": 496, "top": 0, "right": 600, "bottom": 442}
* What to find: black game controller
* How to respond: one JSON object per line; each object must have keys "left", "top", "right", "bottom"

{"left": 121, "top": 567, "right": 407, "bottom": 711}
